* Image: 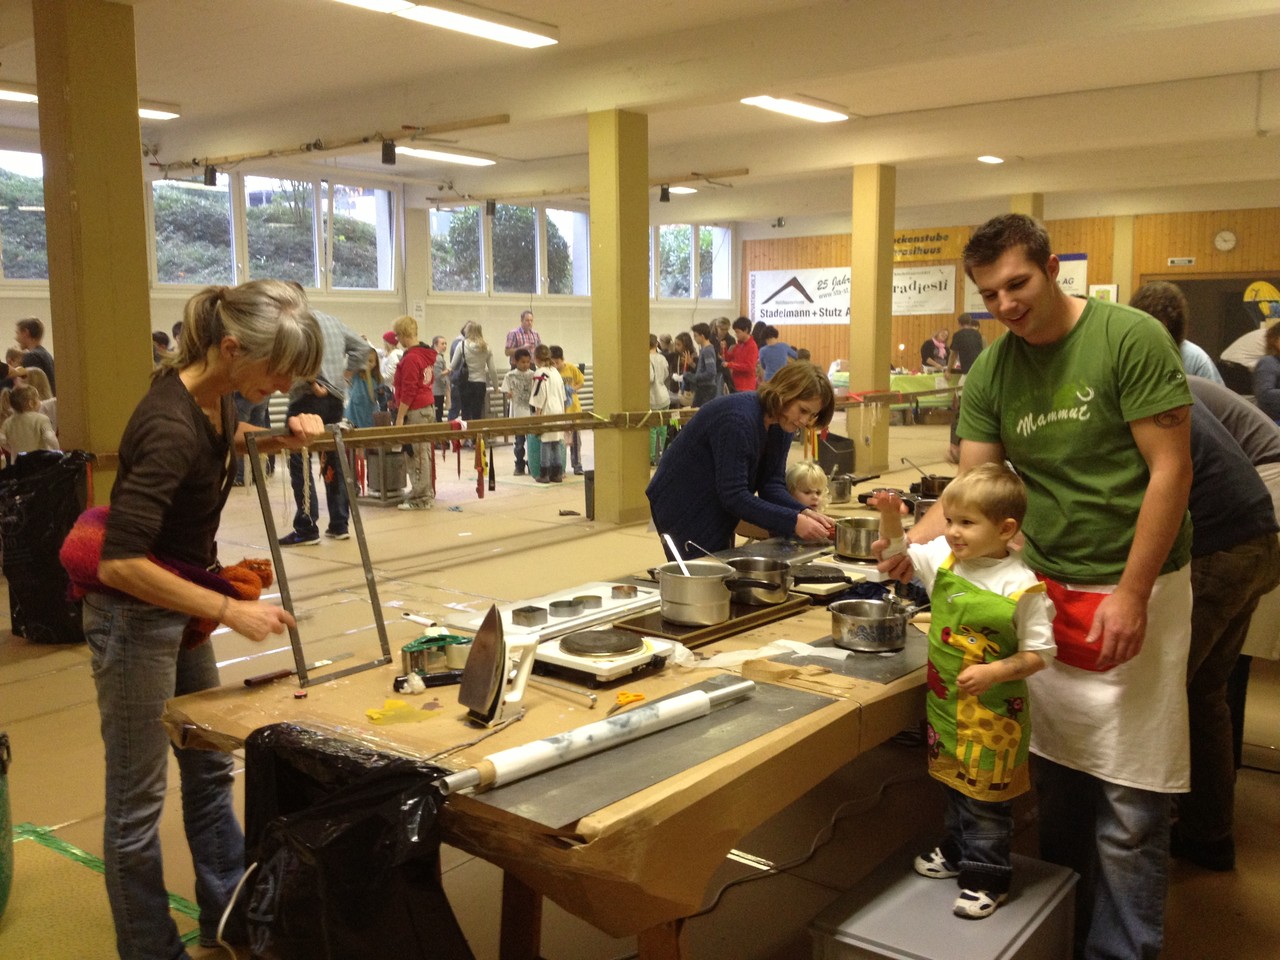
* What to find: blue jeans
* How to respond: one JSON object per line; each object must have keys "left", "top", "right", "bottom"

{"left": 286, "top": 394, "right": 347, "bottom": 536}
{"left": 84, "top": 593, "right": 245, "bottom": 959}
{"left": 942, "top": 788, "right": 1013, "bottom": 894}
{"left": 1034, "top": 756, "right": 1171, "bottom": 960}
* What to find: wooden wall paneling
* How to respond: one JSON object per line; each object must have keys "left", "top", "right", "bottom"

{"left": 1045, "top": 217, "right": 1115, "bottom": 287}
{"left": 1132, "top": 209, "right": 1280, "bottom": 291}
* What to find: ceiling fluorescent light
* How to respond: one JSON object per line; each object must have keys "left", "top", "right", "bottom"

{"left": 977, "top": 155, "right": 1004, "bottom": 164}
{"left": 138, "top": 101, "right": 181, "bottom": 121}
{"left": 333, "top": 0, "right": 414, "bottom": 13}
{"left": 0, "top": 82, "right": 39, "bottom": 104}
{"left": 741, "top": 95, "right": 848, "bottom": 123}
{"left": 668, "top": 186, "right": 697, "bottom": 195}
{"left": 1, "top": 81, "right": 179, "bottom": 119}
{"left": 396, "top": 145, "right": 496, "bottom": 166}
{"left": 394, "top": 2, "right": 558, "bottom": 48}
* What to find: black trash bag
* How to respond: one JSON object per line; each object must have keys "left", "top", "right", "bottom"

{"left": 0, "top": 450, "right": 93, "bottom": 644}
{"left": 241, "top": 723, "right": 473, "bottom": 960}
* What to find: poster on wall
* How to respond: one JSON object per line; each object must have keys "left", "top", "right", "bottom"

{"left": 892, "top": 265, "right": 955, "bottom": 315}
{"left": 748, "top": 267, "right": 851, "bottom": 325}
{"left": 1056, "top": 253, "right": 1088, "bottom": 298}
{"left": 749, "top": 264, "right": 958, "bottom": 324}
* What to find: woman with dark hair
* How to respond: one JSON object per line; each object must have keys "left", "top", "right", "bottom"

{"left": 78, "top": 280, "right": 325, "bottom": 958}
{"left": 750, "top": 320, "right": 768, "bottom": 348}
{"left": 646, "top": 360, "right": 837, "bottom": 556}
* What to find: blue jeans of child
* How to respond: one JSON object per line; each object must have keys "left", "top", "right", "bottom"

{"left": 84, "top": 593, "right": 245, "bottom": 959}
{"left": 1033, "top": 755, "right": 1172, "bottom": 960}
{"left": 942, "top": 788, "right": 1013, "bottom": 894}
{"left": 286, "top": 393, "right": 347, "bottom": 537}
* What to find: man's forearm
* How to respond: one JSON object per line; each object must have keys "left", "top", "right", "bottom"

{"left": 1117, "top": 465, "right": 1189, "bottom": 602}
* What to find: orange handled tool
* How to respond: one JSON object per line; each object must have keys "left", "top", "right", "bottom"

{"left": 606, "top": 691, "right": 646, "bottom": 716}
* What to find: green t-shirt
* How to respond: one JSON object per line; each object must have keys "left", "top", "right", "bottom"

{"left": 957, "top": 297, "right": 1192, "bottom": 583}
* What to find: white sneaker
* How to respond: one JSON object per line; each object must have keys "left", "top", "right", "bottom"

{"left": 397, "top": 500, "right": 433, "bottom": 511}
{"left": 953, "top": 888, "right": 1008, "bottom": 919}
{"left": 913, "top": 847, "right": 960, "bottom": 879}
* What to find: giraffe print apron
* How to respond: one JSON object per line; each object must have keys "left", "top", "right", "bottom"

{"left": 925, "top": 556, "right": 1039, "bottom": 802}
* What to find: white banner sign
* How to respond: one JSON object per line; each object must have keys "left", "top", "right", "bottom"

{"left": 892, "top": 264, "right": 955, "bottom": 316}
{"left": 748, "top": 268, "right": 851, "bottom": 325}
{"left": 749, "top": 264, "right": 958, "bottom": 324}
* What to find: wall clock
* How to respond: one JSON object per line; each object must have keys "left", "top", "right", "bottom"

{"left": 1214, "top": 229, "right": 1237, "bottom": 252}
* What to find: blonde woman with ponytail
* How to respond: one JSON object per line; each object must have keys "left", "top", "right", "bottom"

{"left": 80, "top": 279, "right": 325, "bottom": 958}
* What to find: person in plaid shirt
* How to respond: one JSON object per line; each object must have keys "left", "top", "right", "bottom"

{"left": 504, "top": 310, "right": 541, "bottom": 365}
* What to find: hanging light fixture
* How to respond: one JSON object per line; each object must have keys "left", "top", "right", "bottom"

{"left": 203, "top": 165, "right": 218, "bottom": 187}
{"left": 659, "top": 184, "right": 670, "bottom": 203}
{"left": 382, "top": 139, "right": 397, "bottom": 164}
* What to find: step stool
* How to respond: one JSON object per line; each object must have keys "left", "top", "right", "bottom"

{"left": 810, "top": 849, "right": 1076, "bottom": 960}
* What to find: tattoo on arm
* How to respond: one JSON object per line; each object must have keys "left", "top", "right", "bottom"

{"left": 1152, "top": 407, "right": 1188, "bottom": 428}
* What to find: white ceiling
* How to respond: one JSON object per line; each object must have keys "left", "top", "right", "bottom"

{"left": 3, "top": 0, "right": 1280, "bottom": 231}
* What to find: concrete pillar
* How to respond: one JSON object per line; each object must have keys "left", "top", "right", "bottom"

{"left": 1010, "top": 192, "right": 1044, "bottom": 220}
{"left": 587, "top": 109, "right": 650, "bottom": 524}
{"left": 846, "top": 164, "right": 896, "bottom": 475}
{"left": 34, "top": 0, "right": 152, "bottom": 500}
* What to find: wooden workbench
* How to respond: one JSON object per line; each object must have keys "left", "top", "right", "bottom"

{"left": 162, "top": 604, "right": 925, "bottom": 959}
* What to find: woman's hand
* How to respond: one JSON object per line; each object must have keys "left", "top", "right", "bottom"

{"left": 795, "top": 511, "right": 834, "bottom": 541}
{"left": 224, "top": 599, "right": 296, "bottom": 643}
{"left": 279, "top": 413, "right": 326, "bottom": 449}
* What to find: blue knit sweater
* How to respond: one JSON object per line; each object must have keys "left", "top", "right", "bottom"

{"left": 646, "top": 392, "right": 805, "bottom": 554}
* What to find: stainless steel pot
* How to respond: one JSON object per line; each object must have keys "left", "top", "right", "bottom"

{"left": 913, "top": 497, "right": 937, "bottom": 522}
{"left": 834, "top": 515, "right": 881, "bottom": 560}
{"left": 901, "top": 457, "right": 953, "bottom": 497}
{"left": 830, "top": 598, "right": 910, "bottom": 652}
{"left": 829, "top": 475, "right": 852, "bottom": 504}
{"left": 725, "top": 556, "right": 791, "bottom": 606}
{"left": 654, "top": 559, "right": 776, "bottom": 625}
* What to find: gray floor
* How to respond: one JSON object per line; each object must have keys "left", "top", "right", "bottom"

{"left": 2, "top": 424, "right": 1278, "bottom": 959}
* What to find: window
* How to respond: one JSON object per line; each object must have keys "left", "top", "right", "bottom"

{"left": 658, "top": 223, "right": 693, "bottom": 298}
{"left": 430, "top": 205, "right": 483, "bottom": 292}
{"left": 244, "top": 177, "right": 317, "bottom": 286}
{"left": 545, "top": 208, "right": 589, "bottom": 295}
{"left": 0, "top": 151, "right": 47, "bottom": 280}
{"left": 492, "top": 203, "right": 537, "bottom": 294}
{"left": 327, "top": 183, "right": 395, "bottom": 290}
{"left": 153, "top": 175, "right": 234, "bottom": 285}
{"left": 699, "top": 225, "right": 732, "bottom": 299}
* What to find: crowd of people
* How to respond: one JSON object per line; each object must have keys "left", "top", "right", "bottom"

{"left": 0, "top": 317, "right": 59, "bottom": 461}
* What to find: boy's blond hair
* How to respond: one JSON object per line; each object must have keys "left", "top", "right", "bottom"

{"left": 939, "top": 462, "right": 1027, "bottom": 527}
{"left": 785, "top": 460, "right": 830, "bottom": 510}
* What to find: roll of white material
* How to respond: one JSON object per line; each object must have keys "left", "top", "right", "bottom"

{"left": 435, "top": 679, "right": 755, "bottom": 795}
{"left": 485, "top": 689, "right": 713, "bottom": 787}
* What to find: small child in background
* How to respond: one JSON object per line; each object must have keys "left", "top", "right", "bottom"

{"left": 529, "top": 344, "right": 566, "bottom": 483}
{"left": 501, "top": 348, "right": 535, "bottom": 476}
{"left": 785, "top": 460, "right": 830, "bottom": 511}
{"left": 0, "top": 384, "right": 59, "bottom": 455}
{"left": 871, "top": 463, "right": 1054, "bottom": 920}
{"left": 345, "top": 347, "right": 382, "bottom": 429}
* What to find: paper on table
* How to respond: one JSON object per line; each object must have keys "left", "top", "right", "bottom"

{"left": 688, "top": 638, "right": 849, "bottom": 670}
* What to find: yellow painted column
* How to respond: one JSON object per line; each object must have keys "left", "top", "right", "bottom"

{"left": 1112, "top": 215, "right": 1135, "bottom": 301}
{"left": 34, "top": 0, "right": 153, "bottom": 501}
{"left": 846, "top": 164, "right": 896, "bottom": 475}
{"left": 587, "top": 110, "right": 651, "bottom": 524}
{"left": 1010, "top": 192, "right": 1044, "bottom": 219}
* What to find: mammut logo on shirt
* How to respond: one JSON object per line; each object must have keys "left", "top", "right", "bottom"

{"left": 1015, "top": 387, "right": 1095, "bottom": 437}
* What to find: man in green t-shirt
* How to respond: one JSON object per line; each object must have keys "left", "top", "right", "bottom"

{"left": 889, "top": 215, "right": 1193, "bottom": 960}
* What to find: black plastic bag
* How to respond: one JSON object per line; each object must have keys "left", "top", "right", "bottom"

{"left": 242, "top": 724, "right": 474, "bottom": 960}
{"left": 0, "top": 450, "right": 93, "bottom": 644}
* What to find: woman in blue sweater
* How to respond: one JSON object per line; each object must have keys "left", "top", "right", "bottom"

{"left": 647, "top": 360, "right": 836, "bottom": 557}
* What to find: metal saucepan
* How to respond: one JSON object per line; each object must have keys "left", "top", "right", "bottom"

{"left": 654, "top": 558, "right": 778, "bottom": 625}
{"left": 725, "top": 556, "right": 792, "bottom": 606}
{"left": 829, "top": 474, "right": 852, "bottom": 504}
{"left": 830, "top": 597, "right": 924, "bottom": 653}
{"left": 901, "top": 457, "right": 953, "bottom": 497}
{"left": 834, "top": 515, "right": 881, "bottom": 561}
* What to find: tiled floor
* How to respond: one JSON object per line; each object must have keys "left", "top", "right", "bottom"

{"left": 2, "top": 424, "right": 1279, "bottom": 959}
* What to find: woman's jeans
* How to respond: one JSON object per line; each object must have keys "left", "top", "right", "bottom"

{"left": 461, "top": 380, "right": 488, "bottom": 421}
{"left": 84, "top": 593, "right": 244, "bottom": 960}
